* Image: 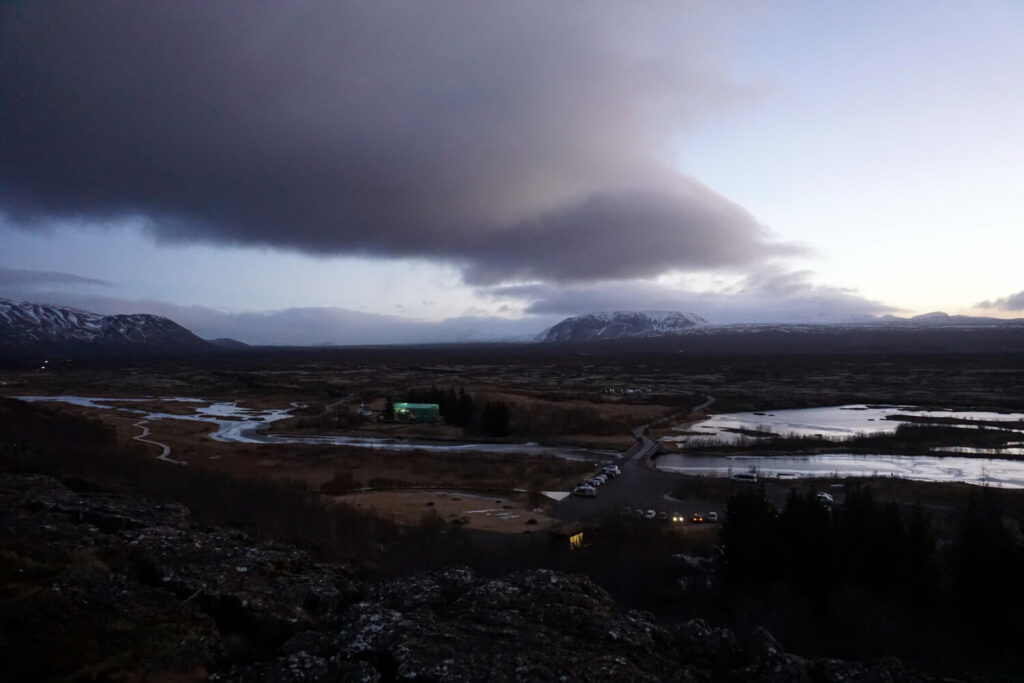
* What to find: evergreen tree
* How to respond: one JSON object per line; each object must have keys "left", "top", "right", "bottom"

{"left": 481, "top": 400, "right": 510, "bottom": 437}
{"left": 457, "top": 387, "right": 474, "bottom": 427}
{"left": 720, "top": 487, "right": 780, "bottom": 586}
{"left": 778, "top": 489, "right": 832, "bottom": 596}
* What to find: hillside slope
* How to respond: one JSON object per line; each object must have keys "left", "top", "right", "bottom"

{"left": 0, "top": 298, "right": 213, "bottom": 358}
{"left": 538, "top": 310, "right": 708, "bottom": 342}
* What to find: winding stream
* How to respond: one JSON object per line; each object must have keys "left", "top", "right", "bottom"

{"left": 16, "top": 396, "right": 1024, "bottom": 486}
{"left": 13, "top": 396, "right": 616, "bottom": 462}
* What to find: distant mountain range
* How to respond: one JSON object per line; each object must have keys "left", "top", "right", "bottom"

{"left": 4, "top": 297, "right": 1024, "bottom": 358}
{"left": 534, "top": 309, "right": 1024, "bottom": 354}
{"left": 537, "top": 309, "right": 1024, "bottom": 342}
{"left": 870, "top": 311, "right": 1024, "bottom": 327}
{"left": 0, "top": 298, "right": 215, "bottom": 359}
{"left": 537, "top": 310, "right": 708, "bottom": 342}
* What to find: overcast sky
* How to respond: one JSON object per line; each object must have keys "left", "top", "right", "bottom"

{"left": 2, "top": 1, "right": 1023, "bottom": 343}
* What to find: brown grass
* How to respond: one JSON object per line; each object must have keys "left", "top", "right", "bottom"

{"left": 24, "top": 400, "right": 592, "bottom": 527}
{"left": 333, "top": 490, "right": 558, "bottom": 533}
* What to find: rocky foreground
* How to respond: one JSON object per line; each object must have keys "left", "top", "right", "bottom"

{"left": 0, "top": 473, "right": 927, "bottom": 682}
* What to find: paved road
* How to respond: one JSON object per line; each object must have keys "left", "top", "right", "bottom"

{"left": 552, "top": 397, "right": 720, "bottom": 523}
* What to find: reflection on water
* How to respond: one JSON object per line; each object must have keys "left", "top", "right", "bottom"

{"left": 667, "top": 404, "right": 1024, "bottom": 445}
{"left": 655, "top": 452, "right": 1024, "bottom": 488}
{"left": 658, "top": 403, "right": 1024, "bottom": 487}
{"left": 931, "top": 446, "right": 1024, "bottom": 456}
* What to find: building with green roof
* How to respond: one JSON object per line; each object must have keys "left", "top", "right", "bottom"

{"left": 393, "top": 402, "right": 440, "bottom": 423}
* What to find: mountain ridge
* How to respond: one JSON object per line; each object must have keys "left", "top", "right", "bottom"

{"left": 537, "top": 310, "right": 708, "bottom": 342}
{"left": 0, "top": 298, "right": 214, "bottom": 358}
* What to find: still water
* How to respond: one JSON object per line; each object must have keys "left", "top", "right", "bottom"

{"left": 663, "top": 404, "right": 1024, "bottom": 445}
{"left": 654, "top": 452, "right": 1024, "bottom": 488}
{"left": 657, "top": 404, "right": 1024, "bottom": 487}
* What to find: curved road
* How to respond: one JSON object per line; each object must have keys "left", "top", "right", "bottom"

{"left": 552, "top": 396, "right": 717, "bottom": 522}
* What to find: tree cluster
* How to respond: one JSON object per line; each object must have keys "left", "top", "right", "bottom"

{"left": 720, "top": 484, "right": 1024, "bottom": 671}
{"left": 722, "top": 486, "right": 934, "bottom": 600}
{"left": 406, "top": 386, "right": 474, "bottom": 426}
{"left": 480, "top": 401, "right": 510, "bottom": 437}
{"left": 404, "top": 386, "right": 510, "bottom": 436}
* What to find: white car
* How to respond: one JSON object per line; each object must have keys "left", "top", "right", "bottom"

{"left": 573, "top": 485, "right": 597, "bottom": 497}
{"left": 644, "top": 509, "right": 656, "bottom": 520}
{"left": 706, "top": 511, "right": 719, "bottom": 523}
{"left": 601, "top": 466, "right": 621, "bottom": 477}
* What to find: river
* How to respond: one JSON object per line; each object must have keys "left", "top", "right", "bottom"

{"left": 13, "top": 395, "right": 616, "bottom": 462}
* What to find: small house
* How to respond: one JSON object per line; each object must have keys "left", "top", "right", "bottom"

{"left": 393, "top": 402, "right": 440, "bottom": 423}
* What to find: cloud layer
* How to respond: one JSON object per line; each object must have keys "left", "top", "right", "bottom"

{"left": 0, "top": 1, "right": 789, "bottom": 285}
{"left": 976, "top": 291, "right": 1024, "bottom": 311}
{"left": 488, "top": 268, "right": 898, "bottom": 324}
{"left": 0, "top": 267, "right": 109, "bottom": 288}
{"left": 0, "top": 266, "right": 895, "bottom": 343}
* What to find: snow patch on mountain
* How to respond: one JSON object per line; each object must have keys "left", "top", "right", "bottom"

{"left": 0, "top": 298, "right": 213, "bottom": 357}
{"left": 537, "top": 310, "right": 708, "bottom": 342}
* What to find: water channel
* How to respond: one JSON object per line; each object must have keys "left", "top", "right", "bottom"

{"left": 13, "top": 396, "right": 616, "bottom": 462}
{"left": 15, "top": 397, "right": 1024, "bottom": 486}
{"left": 656, "top": 404, "right": 1024, "bottom": 488}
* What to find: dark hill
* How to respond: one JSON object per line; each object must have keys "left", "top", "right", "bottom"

{"left": 0, "top": 298, "right": 214, "bottom": 359}
{"left": 0, "top": 471, "right": 921, "bottom": 681}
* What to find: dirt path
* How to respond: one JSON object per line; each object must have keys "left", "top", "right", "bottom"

{"left": 131, "top": 419, "right": 186, "bottom": 465}
{"left": 332, "top": 490, "right": 557, "bottom": 533}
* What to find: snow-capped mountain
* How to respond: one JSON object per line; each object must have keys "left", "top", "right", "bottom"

{"left": 537, "top": 310, "right": 708, "bottom": 342}
{"left": 0, "top": 298, "right": 214, "bottom": 358}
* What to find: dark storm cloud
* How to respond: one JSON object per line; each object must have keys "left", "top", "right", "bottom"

{"left": 488, "top": 268, "right": 897, "bottom": 324}
{"left": 0, "top": 267, "right": 109, "bottom": 288}
{"left": 0, "top": 1, "right": 787, "bottom": 284}
{"left": 976, "top": 291, "right": 1024, "bottom": 311}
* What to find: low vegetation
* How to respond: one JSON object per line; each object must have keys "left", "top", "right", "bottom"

{"left": 721, "top": 485, "right": 1024, "bottom": 675}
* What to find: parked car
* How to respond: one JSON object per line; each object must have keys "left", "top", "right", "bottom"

{"left": 706, "top": 511, "right": 719, "bottom": 523}
{"left": 593, "top": 474, "right": 608, "bottom": 484}
{"left": 602, "top": 465, "right": 621, "bottom": 477}
{"left": 572, "top": 485, "right": 597, "bottom": 497}
{"left": 619, "top": 506, "right": 633, "bottom": 515}
{"left": 587, "top": 478, "right": 604, "bottom": 487}
{"left": 658, "top": 511, "right": 668, "bottom": 521}
{"left": 816, "top": 492, "right": 834, "bottom": 507}
{"left": 690, "top": 512, "right": 704, "bottom": 523}
{"left": 644, "top": 509, "right": 656, "bottom": 520}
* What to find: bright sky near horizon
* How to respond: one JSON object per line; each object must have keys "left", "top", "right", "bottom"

{"left": 2, "top": 1, "right": 1022, "bottom": 344}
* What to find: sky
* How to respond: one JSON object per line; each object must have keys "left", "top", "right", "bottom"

{"left": 2, "top": 1, "right": 1022, "bottom": 344}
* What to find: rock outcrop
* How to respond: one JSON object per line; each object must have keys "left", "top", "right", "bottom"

{"left": 0, "top": 473, "right": 925, "bottom": 681}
